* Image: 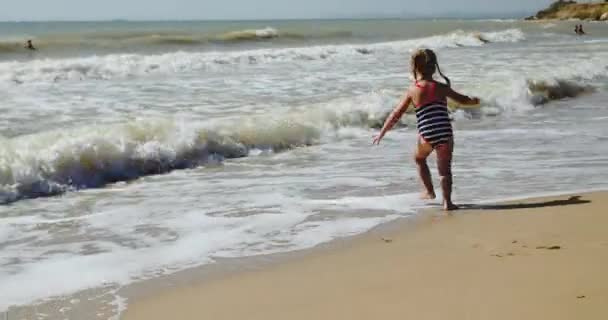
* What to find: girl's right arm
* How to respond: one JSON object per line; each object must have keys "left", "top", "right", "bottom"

{"left": 373, "top": 91, "right": 412, "bottom": 145}
{"left": 445, "top": 86, "right": 480, "bottom": 106}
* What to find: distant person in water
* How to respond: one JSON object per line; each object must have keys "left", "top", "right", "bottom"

{"left": 575, "top": 24, "right": 586, "bottom": 36}
{"left": 25, "top": 40, "right": 36, "bottom": 50}
{"left": 373, "top": 49, "right": 480, "bottom": 211}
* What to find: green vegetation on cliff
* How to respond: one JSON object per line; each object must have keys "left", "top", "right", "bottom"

{"left": 527, "top": 0, "right": 608, "bottom": 21}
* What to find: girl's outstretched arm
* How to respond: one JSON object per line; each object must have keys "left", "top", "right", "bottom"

{"left": 444, "top": 86, "right": 480, "bottom": 106}
{"left": 373, "top": 91, "right": 412, "bottom": 145}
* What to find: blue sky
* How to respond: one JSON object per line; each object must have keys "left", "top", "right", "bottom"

{"left": 2, "top": 0, "right": 555, "bottom": 21}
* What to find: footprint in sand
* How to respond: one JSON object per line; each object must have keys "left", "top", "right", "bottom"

{"left": 491, "top": 252, "right": 516, "bottom": 258}
{"left": 536, "top": 245, "right": 562, "bottom": 250}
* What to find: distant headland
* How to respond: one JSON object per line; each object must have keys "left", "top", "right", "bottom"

{"left": 526, "top": 0, "right": 608, "bottom": 21}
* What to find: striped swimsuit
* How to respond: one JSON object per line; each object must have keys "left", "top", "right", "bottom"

{"left": 414, "top": 81, "right": 453, "bottom": 148}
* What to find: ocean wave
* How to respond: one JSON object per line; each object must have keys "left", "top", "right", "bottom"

{"left": 0, "top": 27, "right": 350, "bottom": 56}
{"left": 380, "top": 76, "right": 598, "bottom": 121}
{"left": 217, "top": 27, "right": 281, "bottom": 41}
{"left": 475, "top": 19, "right": 518, "bottom": 23}
{"left": 527, "top": 79, "right": 595, "bottom": 105}
{"left": 0, "top": 42, "right": 23, "bottom": 54}
{"left": 374, "top": 29, "right": 524, "bottom": 50}
{"left": 79, "top": 28, "right": 299, "bottom": 45}
{"left": 477, "top": 29, "right": 525, "bottom": 43}
{"left": 0, "top": 94, "right": 396, "bottom": 203}
{"left": 216, "top": 27, "right": 352, "bottom": 42}
{"left": 454, "top": 74, "right": 601, "bottom": 118}
{"left": 0, "top": 119, "right": 310, "bottom": 203}
{"left": 0, "top": 69, "right": 598, "bottom": 203}
{"left": 1, "top": 29, "right": 525, "bottom": 83}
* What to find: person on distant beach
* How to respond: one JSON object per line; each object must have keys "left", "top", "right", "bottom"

{"left": 373, "top": 49, "right": 480, "bottom": 211}
{"left": 575, "top": 25, "right": 580, "bottom": 35}
{"left": 25, "top": 40, "right": 36, "bottom": 50}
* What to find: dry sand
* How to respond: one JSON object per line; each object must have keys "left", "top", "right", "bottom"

{"left": 124, "top": 192, "right": 608, "bottom": 320}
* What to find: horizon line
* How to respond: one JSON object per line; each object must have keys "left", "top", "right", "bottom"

{"left": 0, "top": 13, "right": 532, "bottom": 23}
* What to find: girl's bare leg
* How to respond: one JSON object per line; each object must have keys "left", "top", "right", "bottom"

{"left": 436, "top": 139, "right": 458, "bottom": 211}
{"left": 415, "top": 138, "right": 435, "bottom": 199}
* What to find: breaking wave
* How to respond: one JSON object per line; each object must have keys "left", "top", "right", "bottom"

{"left": 0, "top": 95, "right": 393, "bottom": 203}
{"left": 0, "top": 27, "right": 348, "bottom": 56}
{"left": 217, "top": 27, "right": 281, "bottom": 41}
{"left": 527, "top": 79, "right": 595, "bottom": 105}
{"left": 0, "top": 69, "right": 600, "bottom": 203}
{"left": 1, "top": 29, "right": 525, "bottom": 83}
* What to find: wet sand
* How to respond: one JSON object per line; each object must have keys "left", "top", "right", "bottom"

{"left": 124, "top": 192, "right": 608, "bottom": 320}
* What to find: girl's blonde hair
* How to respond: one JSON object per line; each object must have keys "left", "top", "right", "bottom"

{"left": 410, "top": 49, "right": 451, "bottom": 87}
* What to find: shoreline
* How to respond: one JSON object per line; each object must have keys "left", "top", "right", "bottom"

{"left": 2, "top": 189, "right": 606, "bottom": 319}
{"left": 123, "top": 190, "right": 608, "bottom": 320}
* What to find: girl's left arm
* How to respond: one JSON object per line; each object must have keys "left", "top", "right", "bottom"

{"left": 373, "top": 91, "right": 412, "bottom": 145}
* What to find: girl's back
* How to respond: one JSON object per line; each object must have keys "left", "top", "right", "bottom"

{"left": 410, "top": 80, "right": 447, "bottom": 108}
{"left": 410, "top": 80, "right": 453, "bottom": 148}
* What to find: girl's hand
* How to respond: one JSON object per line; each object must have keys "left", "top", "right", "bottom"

{"left": 372, "top": 133, "right": 384, "bottom": 145}
{"left": 372, "top": 90, "right": 411, "bottom": 146}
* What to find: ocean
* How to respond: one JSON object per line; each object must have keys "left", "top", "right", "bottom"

{"left": 1, "top": 19, "right": 607, "bottom": 319}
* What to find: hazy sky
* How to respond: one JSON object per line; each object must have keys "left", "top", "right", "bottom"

{"left": 2, "top": 0, "right": 555, "bottom": 21}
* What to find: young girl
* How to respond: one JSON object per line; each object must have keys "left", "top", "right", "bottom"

{"left": 373, "top": 49, "right": 479, "bottom": 211}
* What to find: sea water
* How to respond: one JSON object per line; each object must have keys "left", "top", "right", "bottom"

{"left": 1, "top": 19, "right": 607, "bottom": 319}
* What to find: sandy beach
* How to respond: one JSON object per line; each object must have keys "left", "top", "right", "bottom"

{"left": 123, "top": 191, "right": 608, "bottom": 320}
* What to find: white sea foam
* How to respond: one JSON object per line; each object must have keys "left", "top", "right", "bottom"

{"left": 480, "top": 28, "right": 525, "bottom": 42}
{"left": 0, "top": 197, "right": 401, "bottom": 310}
{"left": 0, "top": 58, "right": 605, "bottom": 203}
{"left": 219, "top": 27, "right": 280, "bottom": 40}
{"left": 0, "top": 29, "right": 525, "bottom": 84}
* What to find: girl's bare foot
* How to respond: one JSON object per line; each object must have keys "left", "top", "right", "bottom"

{"left": 443, "top": 202, "right": 459, "bottom": 211}
{"left": 420, "top": 191, "right": 436, "bottom": 200}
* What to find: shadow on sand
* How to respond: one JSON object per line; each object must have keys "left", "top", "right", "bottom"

{"left": 459, "top": 196, "right": 590, "bottom": 211}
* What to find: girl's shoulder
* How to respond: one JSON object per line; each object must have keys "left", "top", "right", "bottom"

{"left": 409, "top": 80, "right": 426, "bottom": 91}
{"left": 408, "top": 80, "right": 446, "bottom": 95}
{"left": 412, "top": 79, "right": 442, "bottom": 87}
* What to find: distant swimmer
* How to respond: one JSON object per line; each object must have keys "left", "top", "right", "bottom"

{"left": 25, "top": 40, "right": 36, "bottom": 50}
{"left": 575, "top": 24, "right": 586, "bottom": 36}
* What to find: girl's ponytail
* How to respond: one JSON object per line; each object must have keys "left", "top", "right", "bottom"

{"left": 436, "top": 62, "right": 451, "bottom": 88}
